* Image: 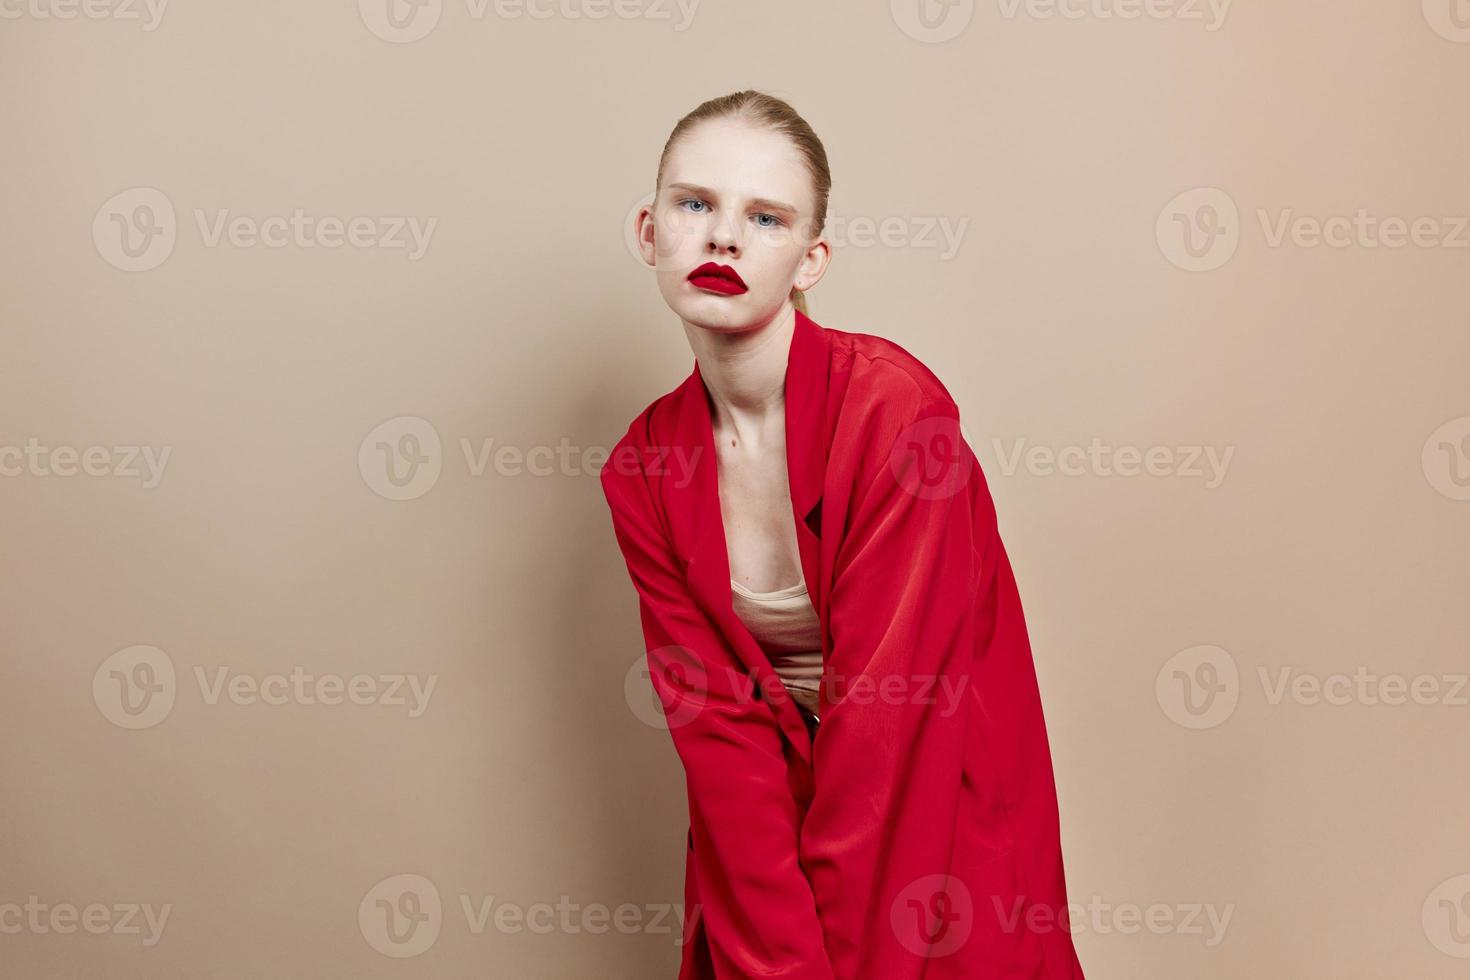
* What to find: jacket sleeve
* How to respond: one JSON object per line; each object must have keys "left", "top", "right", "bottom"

{"left": 799, "top": 393, "right": 1079, "bottom": 977}
{"left": 601, "top": 452, "right": 837, "bottom": 980}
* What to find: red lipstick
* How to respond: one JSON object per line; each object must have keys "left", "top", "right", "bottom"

{"left": 687, "top": 261, "right": 748, "bottom": 295}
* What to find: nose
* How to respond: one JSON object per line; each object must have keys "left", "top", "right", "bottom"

{"left": 707, "top": 210, "right": 742, "bottom": 256}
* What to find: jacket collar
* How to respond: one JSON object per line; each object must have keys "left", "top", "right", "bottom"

{"left": 673, "top": 307, "right": 830, "bottom": 763}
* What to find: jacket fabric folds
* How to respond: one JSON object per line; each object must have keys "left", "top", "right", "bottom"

{"left": 600, "top": 309, "right": 1086, "bottom": 980}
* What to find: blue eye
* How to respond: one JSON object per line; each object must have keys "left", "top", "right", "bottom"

{"left": 754, "top": 214, "right": 781, "bottom": 228}
{"left": 678, "top": 198, "right": 708, "bottom": 213}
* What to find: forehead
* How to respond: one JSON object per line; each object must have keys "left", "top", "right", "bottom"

{"left": 663, "top": 117, "right": 810, "bottom": 212}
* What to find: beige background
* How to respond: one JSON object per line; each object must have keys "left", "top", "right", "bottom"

{"left": 3, "top": 1, "right": 1468, "bottom": 976}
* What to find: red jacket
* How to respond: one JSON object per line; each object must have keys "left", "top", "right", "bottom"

{"left": 600, "top": 309, "right": 1086, "bottom": 980}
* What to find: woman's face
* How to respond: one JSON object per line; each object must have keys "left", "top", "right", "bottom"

{"left": 638, "top": 117, "right": 829, "bottom": 332}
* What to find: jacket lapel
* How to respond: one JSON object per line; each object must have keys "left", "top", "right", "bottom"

{"left": 675, "top": 309, "right": 831, "bottom": 767}
{"left": 783, "top": 309, "right": 830, "bottom": 627}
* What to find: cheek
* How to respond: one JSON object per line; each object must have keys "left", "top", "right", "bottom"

{"left": 747, "top": 235, "right": 803, "bottom": 286}
{"left": 750, "top": 222, "right": 800, "bottom": 256}
{"left": 654, "top": 210, "right": 704, "bottom": 260}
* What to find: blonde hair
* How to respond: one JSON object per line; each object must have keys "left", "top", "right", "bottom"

{"left": 655, "top": 90, "right": 831, "bottom": 316}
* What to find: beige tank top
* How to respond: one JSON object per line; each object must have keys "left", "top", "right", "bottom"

{"left": 729, "top": 576, "right": 824, "bottom": 721}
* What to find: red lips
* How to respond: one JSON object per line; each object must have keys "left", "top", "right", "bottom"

{"left": 687, "top": 261, "right": 748, "bottom": 295}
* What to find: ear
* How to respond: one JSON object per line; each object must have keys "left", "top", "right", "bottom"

{"left": 794, "top": 236, "right": 831, "bottom": 292}
{"left": 635, "top": 205, "right": 658, "bottom": 269}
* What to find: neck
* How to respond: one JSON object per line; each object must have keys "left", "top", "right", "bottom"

{"left": 685, "top": 304, "right": 796, "bottom": 447}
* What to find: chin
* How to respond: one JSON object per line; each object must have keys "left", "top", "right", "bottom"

{"left": 665, "top": 286, "right": 753, "bottom": 327}
{"left": 679, "top": 308, "right": 747, "bottom": 333}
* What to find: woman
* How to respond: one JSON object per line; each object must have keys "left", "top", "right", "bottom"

{"left": 601, "top": 90, "right": 1086, "bottom": 980}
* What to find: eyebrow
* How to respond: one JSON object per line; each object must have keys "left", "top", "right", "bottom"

{"left": 666, "top": 182, "right": 799, "bottom": 217}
